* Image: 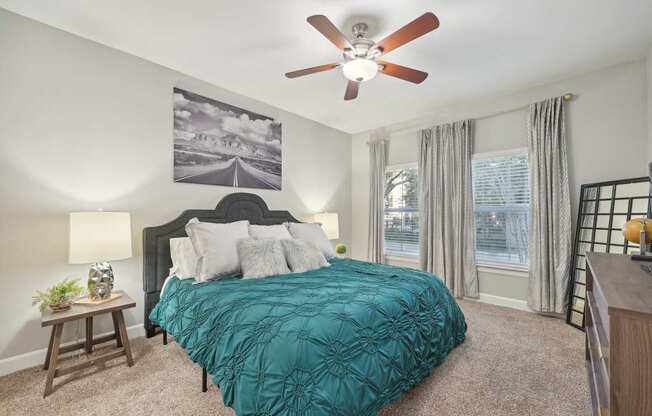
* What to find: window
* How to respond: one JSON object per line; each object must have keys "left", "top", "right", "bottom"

{"left": 472, "top": 150, "right": 530, "bottom": 268}
{"left": 384, "top": 166, "right": 419, "bottom": 256}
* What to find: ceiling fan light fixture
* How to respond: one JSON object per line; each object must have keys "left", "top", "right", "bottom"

{"left": 287, "top": 13, "right": 438, "bottom": 100}
{"left": 342, "top": 59, "right": 378, "bottom": 82}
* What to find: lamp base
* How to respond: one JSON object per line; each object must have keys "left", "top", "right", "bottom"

{"left": 88, "top": 262, "right": 114, "bottom": 300}
{"left": 631, "top": 253, "right": 652, "bottom": 262}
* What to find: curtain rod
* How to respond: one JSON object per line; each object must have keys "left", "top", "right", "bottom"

{"left": 472, "top": 92, "right": 574, "bottom": 121}
{"left": 382, "top": 93, "right": 575, "bottom": 137}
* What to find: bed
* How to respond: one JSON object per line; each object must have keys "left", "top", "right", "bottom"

{"left": 143, "top": 192, "right": 466, "bottom": 415}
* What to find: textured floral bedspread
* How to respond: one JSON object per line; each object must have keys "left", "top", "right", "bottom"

{"left": 149, "top": 258, "right": 466, "bottom": 416}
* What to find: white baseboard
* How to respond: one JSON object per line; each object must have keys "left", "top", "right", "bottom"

{"left": 467, "top": 293, "right": 533, "bottom": 312}
{"left": 0, "top": 324, "right": 145, "bottom": 377}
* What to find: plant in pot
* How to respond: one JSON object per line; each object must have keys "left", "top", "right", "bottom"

{"left": 335, "top": 243, "right": 347, "bottom": 257}
{"left": 32, "top": 278, "right": 84, "bottom": 313}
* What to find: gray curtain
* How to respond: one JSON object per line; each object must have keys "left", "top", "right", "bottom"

{"left": 418, "top": 120, "right": 478, "bottom": 298}
{"left": 368, "top": 131, "right": 389, "bottom": 263}
{"left": 527, "top": 97, "right": 572, "bottom": 314}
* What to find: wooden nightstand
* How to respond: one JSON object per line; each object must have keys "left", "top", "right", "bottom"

{"left": 41, "top": 290, "right": 136, "bottom": 397}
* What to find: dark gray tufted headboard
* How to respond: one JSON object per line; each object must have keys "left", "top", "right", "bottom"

{"left": 142, "top": 192, "right": 300, "bottom": 338}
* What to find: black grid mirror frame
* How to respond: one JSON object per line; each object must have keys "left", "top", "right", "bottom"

{"left": 566, "top": 176, "right": 651, "bottom": 330}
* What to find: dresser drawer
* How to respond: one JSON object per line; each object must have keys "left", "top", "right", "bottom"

{"left": 590, "top": 279, "right": 610, "bottom": 340}
{"left": 586, "top": 291, "right": 609, "bottom": 366}
{"left": 586, "top": 291, "right": 610, "bottom": 415}
{"left": 587, "top": 361, "right": 610, "bottom": 416}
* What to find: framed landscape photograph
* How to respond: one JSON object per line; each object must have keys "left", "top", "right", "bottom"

{"left": 173, "top": 87, "right": 282, "bottom": 190}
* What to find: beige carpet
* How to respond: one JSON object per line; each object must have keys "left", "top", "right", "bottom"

{"left": 0, "top": 301, "right": 588, "bottom": 416}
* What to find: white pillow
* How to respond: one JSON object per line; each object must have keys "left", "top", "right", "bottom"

{"left": 287, "top": 222, "right": 335, "bottom": 258}
{"left": 185, "top": 219, "right": 250, "bottom": 281}
{"left": 249, "top": 224, "right": 292, "bottom": 240}
{"left": 169, "top": 237, "right": 198, "bottom": 279}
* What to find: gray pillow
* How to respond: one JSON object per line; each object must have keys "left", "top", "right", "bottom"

{"left": 281, "top": 239, "right": 330, "bottom": 273}
{"left": 286, "top": 222, "right": 336, "bottom": 258}
{"left": 237, "top": 238, "right": 290, "bottom": 279}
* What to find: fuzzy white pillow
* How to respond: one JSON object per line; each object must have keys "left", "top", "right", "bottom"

{"left": 286, "top": 222, "right": 335, "bottom": 258}
{"left": 281, "top": 239, "right": 330, "bottom": 273}
{"left": 237, "top": 238, "right": 289, "bottom": 279}
{"left": 169, "top": 237, "right": 198, "bottom": 279}
{"left": 249, "top": 224, "right": 293, "bottom": 240}
{"left": 185, "top": 219, "right": 250, "bottom": 281}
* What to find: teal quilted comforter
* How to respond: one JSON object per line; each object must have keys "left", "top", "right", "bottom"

{"left": 149, "top": 258, "right": 466, "bottom": 416}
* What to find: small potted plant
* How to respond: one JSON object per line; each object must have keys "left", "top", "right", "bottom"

{"left": 335, "top": 243, "right": 347, "bottom": 258}
{"left": 32, "top": 278, "right": 84, "bottom": 313}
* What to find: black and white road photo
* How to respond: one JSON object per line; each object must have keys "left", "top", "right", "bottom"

{"left": 173, "top": 87, "right": 282, "bottom": 190}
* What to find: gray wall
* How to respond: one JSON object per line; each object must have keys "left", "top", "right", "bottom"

{"left": 0, "top": 10, "right": 352, "bottom": 360}
{"left": 352, "top": 61, "right": 648, "bottom": 302}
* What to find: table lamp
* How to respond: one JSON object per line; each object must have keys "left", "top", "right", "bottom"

{"left": 69, "top": 211, "right": 132, "bottom": 299}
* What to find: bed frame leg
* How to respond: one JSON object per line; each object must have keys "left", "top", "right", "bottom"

{"left": 202, "top": 368, "right": 208, "bottom": 392}
{"left": 163, "top": 330, "right": 168, "bottom": 345}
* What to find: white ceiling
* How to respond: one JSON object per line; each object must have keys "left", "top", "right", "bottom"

{"left": 2, "top": 0, "right": 652, "bottom": 133}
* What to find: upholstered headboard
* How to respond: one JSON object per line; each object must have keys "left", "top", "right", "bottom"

{"left": 142, "top": 192, "right": 300, "bottom": 337}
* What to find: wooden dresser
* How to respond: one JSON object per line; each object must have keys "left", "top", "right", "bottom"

{"left": 585, "top": 253, "right": 652, "bottom": 416}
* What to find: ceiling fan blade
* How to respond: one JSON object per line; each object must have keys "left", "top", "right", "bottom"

{"left": 372, "top": 12, "right": 439, "bottom": 55}
{"left": 378, "top": 61, "right": 428, "bottom": 84}
{"left": 344, "top": 81, "right": 359, "bottom": 101}
{"left": 285, "top": 63, "right": 339, "bottom": 78}
{"left": 307, "top": 15, "right": 353, "bottom": 51}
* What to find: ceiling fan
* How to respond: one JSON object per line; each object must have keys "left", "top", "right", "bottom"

{"left": 285, "top": 13, "right": 439, "bottom": 101}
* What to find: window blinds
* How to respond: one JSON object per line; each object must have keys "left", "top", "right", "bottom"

{"left": 472, "top": 153, "right": 530, "bottom": 266}
{"left": 384, "top": 167, "right": 419, "bottom": 256}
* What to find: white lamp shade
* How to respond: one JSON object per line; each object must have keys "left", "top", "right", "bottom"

{"left": 69, "top": 212, "right": 132, "bottom": 264}
{"left": 314, "top": 212, "right": 339, "bottom": 240}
